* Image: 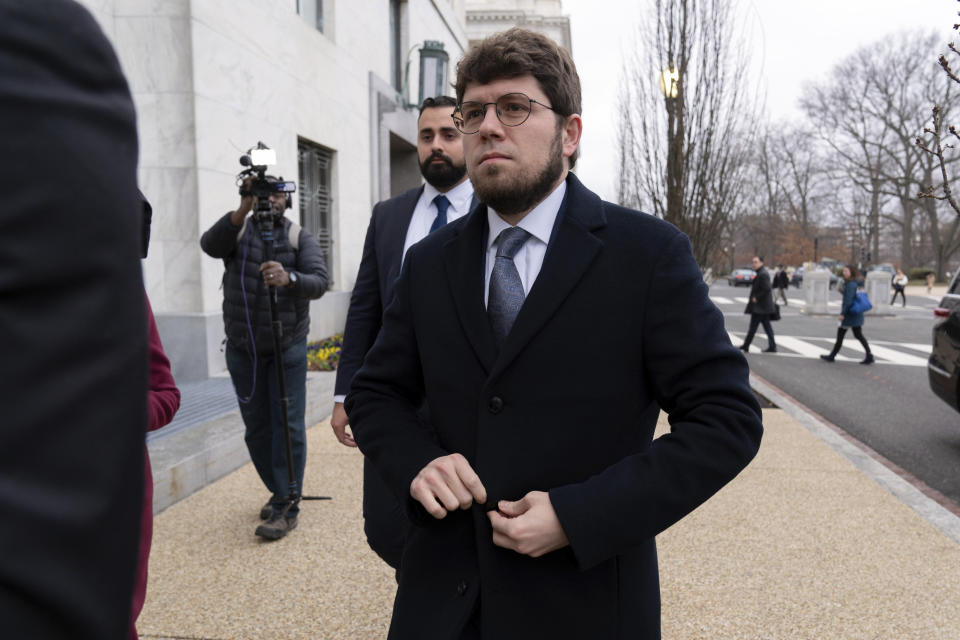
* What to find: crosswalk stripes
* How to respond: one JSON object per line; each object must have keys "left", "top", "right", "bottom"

{"left": 710, "top": 296, "right": 932, "bottom": 312}
{"left": 725, "top": 331, "right": 928, "bottom": 366}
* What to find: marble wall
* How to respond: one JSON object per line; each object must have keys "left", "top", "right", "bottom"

{"left": 74, "top": 0, "right": 469, "bottom": 381}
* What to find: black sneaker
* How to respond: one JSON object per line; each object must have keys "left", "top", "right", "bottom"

{"left": 820, "top": 354, "right": 835, "bottom": 362}
{"left": 255, "top": 514, "right": 298, "bottom": 541}
{"left": 763, "top": 347, "right": 777, "bottom": 353}
{"left": 860, "top": 354, "right": 875, "bottom": 365}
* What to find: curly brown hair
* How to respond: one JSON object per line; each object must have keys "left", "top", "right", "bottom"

{"left": 454, "top": 28, "right": 581, "bottom": 167}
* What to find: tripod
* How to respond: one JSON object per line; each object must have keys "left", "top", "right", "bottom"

{"left": 254, "top": 202, "right": 331, "bottom": 517}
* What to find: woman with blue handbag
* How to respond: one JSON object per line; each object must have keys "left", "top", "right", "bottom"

{"left": 820, "top": 265, "right": 874, "bottom": 365}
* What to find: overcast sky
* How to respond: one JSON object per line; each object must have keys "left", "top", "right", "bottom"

{"left": 561, "top": 0, "right": 960, "bottom": 202}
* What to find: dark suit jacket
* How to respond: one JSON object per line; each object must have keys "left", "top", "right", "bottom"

{"left": 745, "top": 266, "right": 775, "bottom": 315}
{"left": 0, "top": 2, "right": 148, "bottom": 639}
{"left": 347, "top": 174, "right": 763, "bottom": 639}
{"left": 335, "top": 186, "right": 478, "bottom": 397}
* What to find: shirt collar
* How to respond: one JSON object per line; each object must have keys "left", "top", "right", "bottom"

{"left": 486, "top": 180, "right": 566, "bottom": 251}
{"left": 423, "top": 178, "right": 474, "bottom": 215}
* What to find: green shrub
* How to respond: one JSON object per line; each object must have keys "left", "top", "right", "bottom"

{"left": 907, "top": 267, "right": 934, "bottom": 282}
{"left": 306, "top": 333, "right": 342, "bottom": 371}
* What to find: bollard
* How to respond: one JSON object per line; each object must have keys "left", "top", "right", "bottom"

{"left": 865, "top": 270, "right": 893, "bottom": 316}
{"left": 802, "top": 270, "right": 831, "bottom": 314}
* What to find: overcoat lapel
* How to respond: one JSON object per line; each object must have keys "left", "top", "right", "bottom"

{"left": 489, "top": 175, "right": 606, "bottom": 381}
{"left": 443, "top": 205, "right": 498, "bottom": 374}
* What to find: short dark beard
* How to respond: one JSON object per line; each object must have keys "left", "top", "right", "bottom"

{"left": 472, "top": 129, "right": 564, "bottom": 217}
{"left": 420, "top": 152, "right": 467, "bottom": 190}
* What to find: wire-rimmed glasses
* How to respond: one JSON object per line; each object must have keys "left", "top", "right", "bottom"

{"left": 452, "top": 93, "right": 556, "bottom": 134}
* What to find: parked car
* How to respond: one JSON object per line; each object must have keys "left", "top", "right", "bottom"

{"left": 929, "top": 271, "right": 960, "bottom": 414}
{"left": 728, "top": 268, "right": 755, "bottom": 287}
{"left": 868, "top": 263, "right": 897, "bottom": 280}
{"left": 791, "top": 266, "right": 805, "bottom": 288}
{"left": 791, "top": 266, "right": 839, "bottom": 289}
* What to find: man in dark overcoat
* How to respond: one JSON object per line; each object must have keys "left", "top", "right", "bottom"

{"left": 348, "top": 28, "right": 763, "bottom": 640}
{"left": 739, "top": 255, "right": 778, "bottom": 353}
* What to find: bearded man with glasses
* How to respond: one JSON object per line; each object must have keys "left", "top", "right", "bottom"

{"left": 348, "top": 27, "right": 762, "bottom": 640}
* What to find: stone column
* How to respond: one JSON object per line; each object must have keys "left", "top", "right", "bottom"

{"left": 866, "top": 271, "right": 893, "bottom": 316}
{"left": 803, "top": 270, "right": 831, "bottom": 314}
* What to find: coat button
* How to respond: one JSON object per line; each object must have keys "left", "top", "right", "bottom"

{"left": 488, "top": 396, "right": 503, "bottom": 413}
{"left": 457, "top": 580, "right": 468, "bottom": 596}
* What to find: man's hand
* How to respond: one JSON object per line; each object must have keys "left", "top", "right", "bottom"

{"left": 330, "top": 402, "right": 356, "bottom": 447}
{"left": 410, "top": 453, "right": 487, "bottom": 519}
{"left": 487, "top": 491, "right": 569, "bottom": 558}
{"left": 259, "top": 261, "right": 289, "bottom": 287}
{"left": 230, "top": 177, "right": 255, "bottom": 225}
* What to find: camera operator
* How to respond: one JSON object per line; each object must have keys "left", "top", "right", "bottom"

{"left": 201, "top": 173, "right": 328, "bottom": 541}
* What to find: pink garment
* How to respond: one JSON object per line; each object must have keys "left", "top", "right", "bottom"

{"left": 130, "top": 297, "right": 180, "bottom": 639}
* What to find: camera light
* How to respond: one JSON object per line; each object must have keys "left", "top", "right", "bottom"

{"left": 249, "top": 147, "right": 277, "bottom": 166}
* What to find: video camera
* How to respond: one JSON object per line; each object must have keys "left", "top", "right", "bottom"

{"left": 237, "top": 142, "right": 296, "bottom": 217}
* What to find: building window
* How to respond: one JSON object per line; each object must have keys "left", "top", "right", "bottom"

{"left": 298, "top": 139, "right": 334, "bottom": 283}
{"left": 297, "top": 0, "right": 323, "bottom": 32}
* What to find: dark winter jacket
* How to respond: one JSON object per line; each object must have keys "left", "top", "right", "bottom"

{"left": 201, "top": 212, "right": 328, "bottom": 355}
{"left": 745, "top": 265, "right": 776, "bottom": 315}
{"left": 840, "top": 279, "right": 864, "bottom": 328}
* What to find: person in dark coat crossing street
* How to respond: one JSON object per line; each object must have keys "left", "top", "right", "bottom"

{"left": 739, "top": 255, "right": 777, "bottom": 353}
{"left": 347, "top": 27, "right": 763, "bottom": 640}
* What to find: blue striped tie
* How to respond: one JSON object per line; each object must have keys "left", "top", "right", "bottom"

{"left": 430, "top": 195, "right": 450, "bottom": 233}
{"left": 488, "top": 226, "right": 531, "bottom": 345}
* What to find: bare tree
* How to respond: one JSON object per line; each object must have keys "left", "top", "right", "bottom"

{"left": 804, "top": 30, "right": 959, "bottom": 277}
{"left": 616, "top": 0, "right": 758, "bottom": 268}
{"left": 918, "top": 14, "right": 960, "bottom": 217}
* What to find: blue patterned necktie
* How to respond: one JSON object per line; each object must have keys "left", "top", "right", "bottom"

{"left": 488, "top": 226, "right": 531, "bottom": 345}
{"left": 430, "top": 194, "right": 450, "bottom": 233}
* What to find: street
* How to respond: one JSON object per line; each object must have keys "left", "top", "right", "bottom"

{"left": 713, "top": 280, "right": 960, "bottom": 508}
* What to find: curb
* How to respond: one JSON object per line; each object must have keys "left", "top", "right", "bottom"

{"left": 750, "top": 372, "right": 960, "bottom": 546}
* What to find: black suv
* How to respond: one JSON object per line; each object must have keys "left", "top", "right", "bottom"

{"left": 929, "top": 272, "right": 960, "bottom": 413}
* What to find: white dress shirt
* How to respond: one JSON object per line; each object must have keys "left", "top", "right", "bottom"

{"left": 401, "top": 178, "right": 475, "bottom": 261}
{"left": 484, "top": 180, "right": 567, "bottom": 307}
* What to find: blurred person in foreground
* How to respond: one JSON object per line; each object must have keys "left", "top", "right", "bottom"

{"left": 347, "top": 27, "right": 763, "bottom": 639}
{"left": 0, "top": 1, "right": 148, "bottom": 637}
{"left": 331, "top": 95, "right": 477, "bottom": 571}
{"left": 129, "top": 193, "right": 181, "bottom": 639}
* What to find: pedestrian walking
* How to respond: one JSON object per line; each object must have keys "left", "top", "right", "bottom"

{"left": 926, "top": 271, "right": 935, "bottom": 294}
{"left": 739, "top": 256, "right": 777, "bottom": 353}
{"left": 820, "top": 265, "right": 874, "bottom": 365}
{"left": 773, "top": 264, "right": 789, "bottom": 306}
{"left": 891, "top": 268, "right": 908, "bottom": 307}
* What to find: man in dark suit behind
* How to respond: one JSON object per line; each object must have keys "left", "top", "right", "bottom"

{"left": 347, "top": 28, "right": 763, "bottom": 639}
{"left": 0, "top": 2, "right": 148, "bottom": 638}
{"left": 331, "top": 96, "right": 476, "bottom": 570}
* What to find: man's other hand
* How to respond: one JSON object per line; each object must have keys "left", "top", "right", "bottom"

{"left": 488, "top": 491, "right": 569, "bottom": 558}
{"left": 330, "top": 402, "right": 356, "bottom": 447}
{"left": 259, "top": 261, "right": 289, "bottom": 287}
{"left": 410, "top": 453, "right": 487, "bottom": 519}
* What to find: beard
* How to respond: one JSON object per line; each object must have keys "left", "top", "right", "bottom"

{"left": 420, "top": 152, "right": 467, "bottom": 190}
{"left": 471, "top": 129, "right": 564, "bottom": 217}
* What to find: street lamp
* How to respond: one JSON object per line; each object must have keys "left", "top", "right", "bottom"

{"left": 659, "top": 63, "right": 683, "bottom": 226}
{"left": 418, "top": 40, "right": 449, "bottom": 104}
{"left": 401, "top": 41, "right": 449, "bottom": 109}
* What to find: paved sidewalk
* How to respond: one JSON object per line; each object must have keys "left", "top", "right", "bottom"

{"left": 138, "top": 396, "right": 960, "bottom": 639}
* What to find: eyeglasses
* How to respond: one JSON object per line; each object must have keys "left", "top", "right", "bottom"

{"left": 452, "top": 93, "right": 556, "bottom": 134}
